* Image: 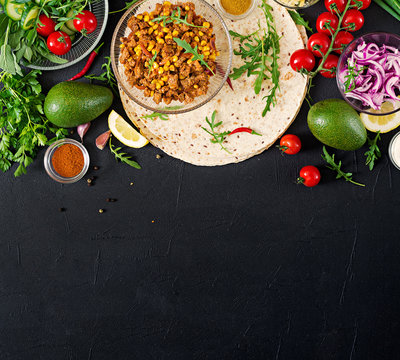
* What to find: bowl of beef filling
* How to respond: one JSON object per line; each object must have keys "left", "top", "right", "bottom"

{"left": 111, "top": 0, "right": 233, "bottom": 114}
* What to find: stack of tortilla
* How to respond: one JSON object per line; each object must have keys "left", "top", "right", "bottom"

{"left": 119, "top": 0, "right": 308, "bottom": 166}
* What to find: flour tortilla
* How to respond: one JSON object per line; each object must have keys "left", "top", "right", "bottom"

{"left": 120, "top": 0, "right": 308, "bottom": 166}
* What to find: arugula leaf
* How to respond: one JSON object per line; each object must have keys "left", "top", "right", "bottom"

{"left": 173, "top": 38, "right": 215, "bottom": 75}
{"left": 201, "top": 111, "right": 231, "bottom": 153}
{"left": 109, "top": 0, "right": 140, "bottom": 14}
{"left": 365, "top": 131, "right": 381, "bottom": 171}
{"left": 148, "top": 51, "right": 158, "bottom": 75}
{"left": 85, "top": 56, "right": 119, "bottom": 96}
{"left": 288, "top": 10, "right": 313, "bottom": 32}
{"left": 109, "top": 138, "right": 141, "bottom": 169}
{"left": 142, "top": 112, "right": 169, "bottom": 121}
{"left": 230, "top": 1, "right": 280, "bottom": 117}
{"left": 153, "top": 7, "right": 204, "bottom": 28}
{"left": 322, "top": 146, "right": 365, "bottom": 187}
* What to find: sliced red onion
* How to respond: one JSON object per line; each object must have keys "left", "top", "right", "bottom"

{"left": 342, "top": 41, "right": 400, "bottom": 110}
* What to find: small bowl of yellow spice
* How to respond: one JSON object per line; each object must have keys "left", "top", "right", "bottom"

{"left": 216, "top": 0, "right": 257, "bottom": 20}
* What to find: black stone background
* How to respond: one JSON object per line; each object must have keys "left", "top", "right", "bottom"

{"left": 0, "top": 1, "right": 399, "bottom": 359}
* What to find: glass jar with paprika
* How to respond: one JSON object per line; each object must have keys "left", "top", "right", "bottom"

{"left": 44, "top": 139, "right": 90, "bottom": 184}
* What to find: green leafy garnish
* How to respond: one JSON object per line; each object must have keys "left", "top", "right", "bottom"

{"left": 365, "top": 131, "right": 381, "bottom": 171}
{"left": 0, "top": 69, "right": 68, "bottom": 177}
{"left": 173, "top": 38, "right": 215, "bottom": 75}
{"left": 142, "top": 112, "right": 169, "bottom": 121}
{"left": 109, "top": 138, "right": 141, "bottom": 169}
{"left": 148, "top": 51, "right": 158, "bottom": 75}
{"left": 344, "top": 60, "right": 366, "bottom": 93}
{"left": 201, "top": 111, "right": 231, "bottom": 154}
{"left": 109, "top": 0, "right": 140, "bottom": 14}
{"left": 288, "top": 10, "right": 313, "bottom": 32}
{"left": 85, "top": 56, "right": 118, "bottom": 96}
{"left": 153, "top": 7, "right": 203, "bottom": 28}
{"left": 322, "top": 146, "right": 365, "bottom": 187}
{"left": 230, "top": 1, "right": 280, "bottom": 117}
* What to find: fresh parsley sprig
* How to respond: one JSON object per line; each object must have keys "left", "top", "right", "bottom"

{"left": 153, "top": 7, "right": 203, "bottom": 28}
{"left": 0, "top": 69, "right": 68, "bottom": 177}
{"left": 365, "top": 131, "right": 381, "bottom": 171}
{"left": 85, "top": 56, "right": 118, "bottom": 96}
{"left": 322, "top": 146, "right": 365, "bottom": 187}
{"left": 173, "top": 38, "right": 215, "bottom": 75}
{"left": 201, "top": 111, "right": 231, "bottom": 154}
{"left": 109, "top": 138, "right": 141, "bottom": 169}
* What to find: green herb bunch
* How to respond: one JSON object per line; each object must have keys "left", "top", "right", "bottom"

{"left": 0, "top": 70, "right": 68, "bottom": 176}
{"left": 229, "top": 0, "right": 280, "bottom": 117}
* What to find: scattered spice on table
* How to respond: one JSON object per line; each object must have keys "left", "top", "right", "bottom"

{"left": 52, "top": 144, "right": 84, "bottom": 178}
{"left": 156, "top": 154, "right": 162, "bottom": 159}
{"left": 220, "top": 0, "right": 252, "bottom": 15}
{"left": 99, "top": 209, "right": 104, "bottom": 214}
{"left": 93, "top": 166, "right": 100, "bottom": 171}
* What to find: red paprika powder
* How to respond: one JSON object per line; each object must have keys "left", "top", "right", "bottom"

{"left": 52, "top": 144, "right": 84, "bottom": 178}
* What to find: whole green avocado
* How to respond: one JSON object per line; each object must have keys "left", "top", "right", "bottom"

{"left": 307, "top": 99, "right": 367, "bottom": 151}
{"left": 44, "top": 82, "right": 114, "bottom": 128}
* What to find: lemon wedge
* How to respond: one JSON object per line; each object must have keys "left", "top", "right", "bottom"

{"left": 360, "top": 101, "right": 400, "bottom": 133}
{"left": 108, "top": 110, "right": 149, "bottom": 148}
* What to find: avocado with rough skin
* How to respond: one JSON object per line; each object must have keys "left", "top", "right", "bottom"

{"left": 44, "top": 82, "right": 114, "bottom": 128}
{"left": 307, "top": 99, "right": 367, "bottom": 151}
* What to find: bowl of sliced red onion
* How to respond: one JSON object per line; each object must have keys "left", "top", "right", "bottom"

{"left": 337, "top": 32, "right": 400, "bottom": 116}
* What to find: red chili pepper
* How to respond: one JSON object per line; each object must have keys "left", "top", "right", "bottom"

{"left": 229, "top": 127, "right": 261, "bottom": 136}
{"left": 68, "top": 42, "right": 104, "bottom": 81}
{"left": 226, "top": 77, "right": 234, "bottom": 91}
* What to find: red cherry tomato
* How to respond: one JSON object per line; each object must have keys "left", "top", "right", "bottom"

{"left": 298, "top": 166, "right": 321, "bottom": 187}
{"left": 307, "top": 33, "right": 331, "bottom": 58}
{"left": 36, "top": 14, "right": 56, "bottom": 37}
{"left": 333, "top": 31, "right": 354, "bottom": 54}
{"left": 319, "top": 54, "right": 339, "bottom": 78}
{"left": 290, "top": 49, "right": 316, "bottom": 72}
{"left": 351, "top": 0, "right": 371, "bottom": 9}
{"left": 342, "top": 10, "right": 364, "bottom": 32}
{"left": 73, "top": 10, "right": 98, "bottom": 35}
{"left": 316, "top": 12, "right": 339, "bottom": 35}
{"left": 279, "top": 135, "right": 302, "bottom": 155}
{"left": 324, "top": 0, "right": 346, "bottom": 13}
{"left": 47, "top": 31, "right": 72, "bottom": 56}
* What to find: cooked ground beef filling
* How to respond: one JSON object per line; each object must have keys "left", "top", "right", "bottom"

{"left": 120, "top": 1, "right": 219, "bottom": 105}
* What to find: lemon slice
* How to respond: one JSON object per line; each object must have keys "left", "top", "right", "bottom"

{"left": 360, "top": 101, "right": 400, "bottom": 133}
{"left": 108, "top": 110, "right": 149, "bottom": 148}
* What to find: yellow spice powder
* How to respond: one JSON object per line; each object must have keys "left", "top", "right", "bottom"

{"left": 220, "top": 0, "right": 252, "bottom": 15}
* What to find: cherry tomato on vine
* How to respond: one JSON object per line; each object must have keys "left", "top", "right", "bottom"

{"left": 333, "top": 31, "right": 354, "bottom": 54}
{"left": 351, "top": 0, "right": 371, "bottom": 9}
{"left": 297, "top": 166, "right": 321, "bottom": 187}
{"left": 307, "top": 33, "right": 331, "bottom": 58}
{"left": 278, "top": 135, "right": 302, "bottom": 155}
{"left": 316, "top": 12, "right": 339, "bottom": 35}
{"left": 73, "top": 10, "right": 98, "bottom": 35}
{"left": 36, "top": 15, "right": 56, "bottom": 37}
{"left": 47, "top": 31, "right": 72, "bottom": 56}
{"left": 290, "top": 49, "right": 316, "bottom": 72}
{"left": 324, "top": 0, "right": 346, "bottom": 13}
{"left": 319, "top": 54, "right": 339, "bottom": 78}
{"left": 342, "top": 10, "right": 364, "bottom": 32}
